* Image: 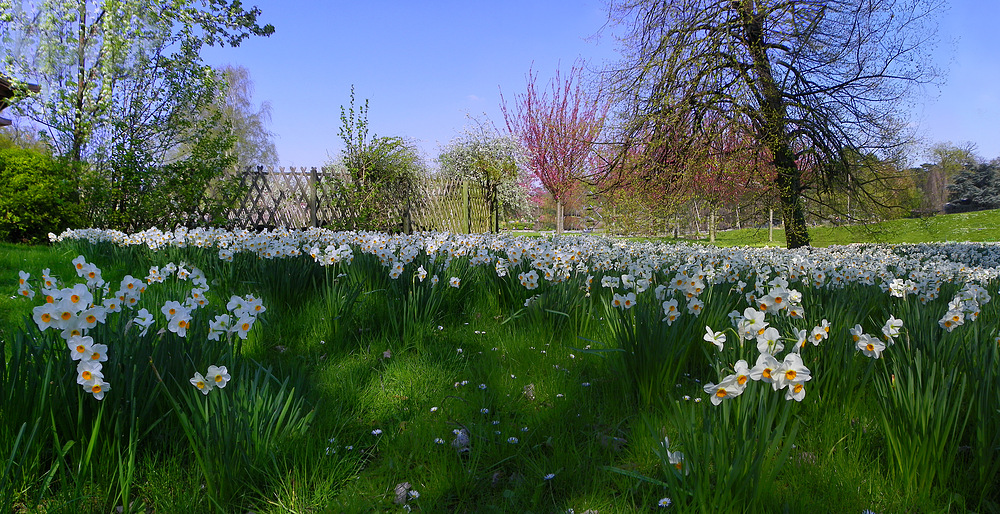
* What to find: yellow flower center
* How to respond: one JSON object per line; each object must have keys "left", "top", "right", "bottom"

{"left": 214, "top": 375, "right": 223, "bottom": 383}
{"left": 793, "top": 383, "right": 803, "bottom": 394}
{"left": 866, "top": 343, "right": 875, "bottom": 352}
{"left": 197, "top": 381, "right": 205, "bottom": 389}
{"left": 715, "top": 388, "right": 727, "bottom": 398}
{"left": 785, "top": 370, "right": 797, "bottom": 381}
{"left": 737, "top": 375, "right": 747, "bottom": 385}
{"left": 763, "top": 368, "right": 772, "bottom": 379}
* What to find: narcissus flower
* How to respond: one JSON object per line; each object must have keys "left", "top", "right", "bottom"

{"left": 206, "top": 365, "right": 230, "bottom": 388}
{"left": 76, "top": 360, "right": 103, "bottom": 385}
{"left": 882, "top": 315, "right": 903, "bottom": 342}
{"left": 84, "top": 376, "right": 110, "bottom": 400}
{"left": 750, "top": 352, "right": 780, "bottom": 386}
{"left": 703, "top": 326, "right": 726, "bottom": 351}
{"left": 704, "top": 374, "right": 746, "bottom": 405}
{"left": 86, "top": 343, "right": 109, "bottom": 363}
{"left": 67, "top": 335, "right": 95, "bottom": 361}
{"left": 857, "top": 334, "right": 886, "bottom": 359}
{"left": 190, "top": 372, "right": 213, "bottom": 395}
{"left": 133, "top": 308, "right": 155, "bottom": 336}
{"left": 167, "top": 312, "right": 192, "bottom": 337}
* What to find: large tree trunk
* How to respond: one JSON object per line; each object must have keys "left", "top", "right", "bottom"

{"left": 774, "top": 148, "right": 809, "bottom": 248}
{"left": 742, "top": 3, "right": 810, "bottom": 248}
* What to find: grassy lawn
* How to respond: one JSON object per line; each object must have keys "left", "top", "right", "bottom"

{"left": 2, "top": 221, "right": 999, "bottom": 512}
{"left": 702, "top": 209, "right": 1000, "bottom": 247}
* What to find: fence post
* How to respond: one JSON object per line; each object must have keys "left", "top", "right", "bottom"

{"left": 309, "top": 167, "right": 318, "bottom": 227}
{"left": 403, "top": 198, "right": 412, "bottom": 234}
{"left": 463, "top": 180, "right": 471, "bottom": 234}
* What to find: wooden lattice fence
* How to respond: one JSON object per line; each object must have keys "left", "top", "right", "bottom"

{"left": 225, "top": 167, "right": 498, "bottom": 233}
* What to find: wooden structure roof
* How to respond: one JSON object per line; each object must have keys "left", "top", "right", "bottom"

{"left": 0, "top": 76, "right": 41, "bottom": 127}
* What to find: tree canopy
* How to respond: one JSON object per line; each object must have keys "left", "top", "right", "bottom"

{"left": 438, "top": 122, "right": 531, "bottom": 231}
{"left": 604, "top": 0, "right": 944, "bottom": 247}
{"left": 1, "top": 0, "right": 274, "bottom": 163}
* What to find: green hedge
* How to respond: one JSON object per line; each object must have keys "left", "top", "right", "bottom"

{"left": 0, "top": 147, "right": 82, "bottom": 244}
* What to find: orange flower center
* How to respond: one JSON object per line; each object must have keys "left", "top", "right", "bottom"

{"left": 41, "top": 313, "right": 52, "bottom": 323}
{"left": 61, "top": 312, "right": 72, "bottom": 321}
{"left": 92, "top": 384, "right": 102, "bottom": 393}
{"left": 785, "top": 370, "right": 797, "bottom": 381}
{"left": 82, "top": 371, "right": 92, "bottom": 380}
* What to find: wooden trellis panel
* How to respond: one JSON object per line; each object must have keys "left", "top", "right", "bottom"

{"left": 224, "top": 167, "right": 498, "bottom": 233}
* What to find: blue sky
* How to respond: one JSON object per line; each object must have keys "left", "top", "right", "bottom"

{"left": 201, "top": 0, "right": 1000, "bottom": 168}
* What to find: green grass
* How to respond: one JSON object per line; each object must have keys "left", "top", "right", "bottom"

{"left": 683, "top": 209, "right": 1000, "bottom": 247}
{"left": 3, "top": 222, "right": 1000, "bottom": 512}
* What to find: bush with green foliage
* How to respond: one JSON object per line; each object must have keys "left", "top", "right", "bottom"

{"left": 80, "top": 125, "right": 242, "bottom": 231}
{"left": 0, "top": 147, "right": 81, "bottom": 243}
{"left": 324, "top": 87, "right": 426, "bottom": 232}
